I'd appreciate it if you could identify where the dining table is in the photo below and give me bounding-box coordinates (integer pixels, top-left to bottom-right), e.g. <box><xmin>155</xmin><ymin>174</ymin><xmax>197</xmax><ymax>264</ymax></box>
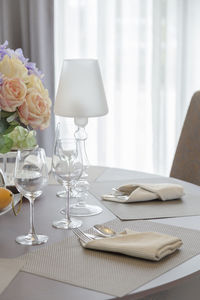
<box><xmin>1</xmin><ymin>165</ymin><xmax>200</xmax><ymax>300</ymax></box>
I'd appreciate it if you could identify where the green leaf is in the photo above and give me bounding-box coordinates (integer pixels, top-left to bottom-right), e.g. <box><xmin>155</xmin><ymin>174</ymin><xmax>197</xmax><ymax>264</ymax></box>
<box><xmin>0</xmin><ymin>111</ymin><xmax>14</xmax><ymax>118</ymax></box>
<box><xmin>0</xmin><ymin>119</ymin><xmax>9</xmax><ymax>135</ymax></box>
<box><xmin>10</xmin><ymin>120</ymin><xmax>19</xmax><ymax>126</ymax></box>
<box><xmin>3</xmin><ymin>123</ymin><xmax>19</xmax><ymax>135</ymax></box>
<box><xmin>6</xmin><ymin>112</ymin><xmax>18</xmax><ymax>123</ymax></box>
<box><xmin>0</xmin><ymin>136</ymin><xmax>13</xmax><ymax>154</ymax></box>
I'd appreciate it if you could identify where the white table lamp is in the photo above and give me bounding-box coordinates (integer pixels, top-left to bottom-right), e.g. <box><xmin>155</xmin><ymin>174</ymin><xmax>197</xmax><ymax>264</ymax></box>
<box><xmin>54</xmin><ymin>59</ymin><xmax>108</xmax><ymax>216</ymax></box>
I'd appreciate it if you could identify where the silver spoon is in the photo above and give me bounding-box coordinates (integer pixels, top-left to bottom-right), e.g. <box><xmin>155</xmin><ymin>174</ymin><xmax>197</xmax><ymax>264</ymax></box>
<box><xmin>93</xmin><ymin>224</ymin><xmax>116</xmax><ymax>237</ymax></box>
<box><xmin>112</xmin><ymin>188</ymin><xmax>126</xmax><ymax>195</ymax></box>
<box><xmin>102</xmin><ymin>194</ymin><xmax>129</xmax><ymax>201</ymax></box>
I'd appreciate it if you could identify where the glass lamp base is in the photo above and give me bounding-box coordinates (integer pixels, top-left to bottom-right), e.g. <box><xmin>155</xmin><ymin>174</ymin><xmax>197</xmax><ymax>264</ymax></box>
<box><xmin>60</xmin><ymin>203</ymin><xmax>103</xmax><ymax>217</ymax></box>
<box><xmin>52</xmin><ymin>218</ymin><xmax>82</xmax><ymax>229</ymax></box>
<box><xmin>16</xmin><ymin>233</ymin><xmax>48</xmax><ymax>245</ymax></box>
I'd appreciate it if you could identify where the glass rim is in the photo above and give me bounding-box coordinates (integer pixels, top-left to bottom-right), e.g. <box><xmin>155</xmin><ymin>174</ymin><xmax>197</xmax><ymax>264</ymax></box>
<box><xmin>16</xmin><ymin>146</ymin><xmax>46</xmax><ymax>155</ymax></box>
<box><xmin>57</xmin><ymin>138</ymin><xmax>77</xmax><ymax>141</ymax></box>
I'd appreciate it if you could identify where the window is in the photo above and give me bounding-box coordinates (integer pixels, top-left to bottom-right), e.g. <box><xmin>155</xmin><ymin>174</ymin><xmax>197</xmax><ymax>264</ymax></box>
<box><xmin>54</xmin><ymin>0</ymin><xmax>200</xmax><ymax>175</ymax></box>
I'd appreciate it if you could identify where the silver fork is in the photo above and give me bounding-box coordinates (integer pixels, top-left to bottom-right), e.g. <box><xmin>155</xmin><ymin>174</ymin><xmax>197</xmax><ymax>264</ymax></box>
<box><xmin>72</xmin><ymin>228</ymin><xmax>93</xmax><ymax>243</ymax></box>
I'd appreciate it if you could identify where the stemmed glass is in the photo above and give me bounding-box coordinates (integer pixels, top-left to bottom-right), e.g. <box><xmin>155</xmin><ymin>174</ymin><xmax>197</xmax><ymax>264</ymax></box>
<box><xmin>54</xmin><ymin>123</ymin><xmax>77</xmax><ymax>199</ymax></box>
<box><xmin>52</xmin><ymin>138</ymin><xmax>82</xmax><ymax>229</ymax></box>
<box><xmin>14</xmin><ymin>147</ymin><xmax>49</xmax><ymax>245</ymax></box>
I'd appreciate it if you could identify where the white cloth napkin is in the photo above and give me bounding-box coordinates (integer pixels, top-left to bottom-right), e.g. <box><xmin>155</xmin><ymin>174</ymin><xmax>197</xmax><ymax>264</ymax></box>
<box><xmin>102</xmin><ymin>183</ymin><xmax>184</xmax><ymax>203</ymax></box>
<box><xmin>82</xmin><ymin>229</ymin><xmax>183</xmax><ymax>261</ymax></box>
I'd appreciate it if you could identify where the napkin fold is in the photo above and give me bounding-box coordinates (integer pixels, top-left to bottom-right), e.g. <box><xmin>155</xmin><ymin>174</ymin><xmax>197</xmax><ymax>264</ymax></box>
<box><xmin>82</xmin><ymin>229</ymin><xmax>183</xmax><ymax>261</ymax></box>
<box><xmin>102</xmin><ymin>183</ymin><xmax>184</xmax><ymax>203</ymax></box>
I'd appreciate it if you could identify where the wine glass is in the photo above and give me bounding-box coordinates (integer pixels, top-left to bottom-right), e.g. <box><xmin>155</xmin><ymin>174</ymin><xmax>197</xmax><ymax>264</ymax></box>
<box><xmin>52</xmin><ymin>138</ymin><xmax>82</xmax><ymax>229</ymax></box>
<box><xmin>14</xmin><ymin>147</ymin><xmax>49</xmax><ymax>245</ymax></box>
<box><xmin>54</xmin><ymin>123</ymin><xmax>78</xmax><ymax>198</ymax></box>
<box><xmin>54</xmin><ymin>122</ymin><xmax>65</xmax><ymax>198</ymax></box>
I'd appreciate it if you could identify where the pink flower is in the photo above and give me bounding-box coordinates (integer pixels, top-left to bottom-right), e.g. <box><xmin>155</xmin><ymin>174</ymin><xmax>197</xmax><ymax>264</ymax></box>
<box><xmin>18</xmin><ymin>88</ymin><xmax>51</xmax><ymax>130</ymax></box>
<box><xmin>0</xmin><ymin>78</ymin><xmax>27</xmax><ymax>112</ymax></box>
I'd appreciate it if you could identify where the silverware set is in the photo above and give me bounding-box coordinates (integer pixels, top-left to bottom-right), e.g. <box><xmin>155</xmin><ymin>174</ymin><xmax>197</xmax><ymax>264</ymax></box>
<box><xmin>72</xmin><ymin>189</ymin><xmax>118</xmax><ymax>243</ymax></box>
<box><xmin>72</xmin><ymin>228</ymin><xmax>94</xmax><ymax>243</ymax></box>
<box><xmin>102</xmin><ymin>187</ymin><xmax>129</xmax><ymax>201</ymax></box>
<box><xmin>72</xmin><ymin>225</ymin><xmax>116</xmax><ymax>244</ymax></box>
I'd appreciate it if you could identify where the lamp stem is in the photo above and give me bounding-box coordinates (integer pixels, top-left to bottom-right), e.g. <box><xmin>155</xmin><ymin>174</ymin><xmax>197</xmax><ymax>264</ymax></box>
<box><xmin>71</xmin><ymin>118</ymin><xmax>102</xmax><ymax>216</ymax></box>
<box><xmin>74</xmin><ymin>126</ymin><xmax>90</xmax><ymax>205</ymax></box>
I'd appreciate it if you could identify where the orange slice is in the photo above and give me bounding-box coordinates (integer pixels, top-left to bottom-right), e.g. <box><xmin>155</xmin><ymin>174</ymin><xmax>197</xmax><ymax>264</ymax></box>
<box><xmin>0</xmin><ymin>187</ymin><xmax>13</xmax><ymax>209</ymax></box>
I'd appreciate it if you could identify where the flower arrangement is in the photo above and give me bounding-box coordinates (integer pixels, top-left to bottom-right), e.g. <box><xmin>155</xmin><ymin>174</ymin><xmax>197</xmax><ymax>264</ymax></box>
<box><xmin>0</xmin><ymin>41</ymin><xmax>51</xmax><ymax>153</ymax></box>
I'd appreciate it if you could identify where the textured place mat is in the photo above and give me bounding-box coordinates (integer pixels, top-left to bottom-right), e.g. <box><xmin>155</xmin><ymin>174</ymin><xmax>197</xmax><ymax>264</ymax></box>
<box><xmin>89</xmin><ymin>179</ymin><xmax>200</xmax><ymax>220</ymax></box>
<box><xmin>95</xmin><ymin>167</ymin><xmax>161</xmax><ymax>182</ymax></box>
<box><xmin>18</xmin><ymin>219</ymin><xmax>200</xmax><ymax>297</ymax></box>
<box><xmin>0</xmin><ymin>258</ymin><xmax>25</xmax><ymax>295</ymax></box>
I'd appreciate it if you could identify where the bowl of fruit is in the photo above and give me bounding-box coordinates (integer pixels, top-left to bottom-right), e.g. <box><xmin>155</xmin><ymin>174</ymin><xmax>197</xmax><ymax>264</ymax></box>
<box><xmin>0</xmin><ymin>170</ymin><xmax>21</xmax><ymax>216</ymax></box>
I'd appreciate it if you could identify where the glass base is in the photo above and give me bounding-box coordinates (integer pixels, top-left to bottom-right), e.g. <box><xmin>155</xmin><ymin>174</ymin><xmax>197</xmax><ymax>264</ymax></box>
<box><xmin>16</xmin><ymin>233</ymin><xmax>48</xmax><ymax>245</ymax></box>
<box><xmin>52</xmin><ymin>217</ymin><xmax>82</xmax><ymax>229</ymax></box>
<box><xmin>60</xmin><ymin>203</ymin><xmax>103</xmax><ymax>217</ymax></box>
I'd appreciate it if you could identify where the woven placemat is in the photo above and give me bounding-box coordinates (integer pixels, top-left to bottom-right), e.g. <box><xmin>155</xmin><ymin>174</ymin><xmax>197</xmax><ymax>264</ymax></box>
<box><xmin>18</xmin><ymin>219</ymin><xmax>200</xmax><ymax>297</ymax></box>
<box><xmin>0</xmin><ymin>258</ymin><xmax>25</xmax><ymax>295</ymax></box>
<box><xmin>89</xmin><ymin>179</ymin><xmax>200</xmax><ymax>220</ymax></box>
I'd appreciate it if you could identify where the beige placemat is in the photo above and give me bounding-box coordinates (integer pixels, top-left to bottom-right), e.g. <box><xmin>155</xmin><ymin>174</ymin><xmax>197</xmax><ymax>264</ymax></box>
<box><xmin>89</xmin><ymin>180</ymin><xmax>200</xmax><ymax>220</ymax></box>
<box><xmin>0</xmin><ymin>258</ymin><xmax>25</xmax><ymax>295</ymax></box>
<box><xmin>18</xmin><ymin>219</ymin><xmax>200</xmax><ymax>297</ymax></box>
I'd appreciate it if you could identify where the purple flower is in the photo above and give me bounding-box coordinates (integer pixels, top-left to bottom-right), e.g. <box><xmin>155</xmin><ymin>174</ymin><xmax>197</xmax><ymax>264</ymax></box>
<box><xmin>0</xmin><ymin>40</ymin><xmax>9</xmax><ymax>61</ymax></box>
<box><xmin>0</xmin><ymin>41</ymin><xmax>16</xmax><ymax>61</ymax></box>
<box><xmin>0</xmin><ymin>41</ymin><xmax>44</xmax><ymax>81</ymax></box>
<box><xmin>12</xmin><ymin>47</ymin><xmax>44</xmax><ymax>80</ymax></box>
<box><xmin>26</xmin><ymin>61</ymin><xmax>44</xmax><ymax>80</ymax></box>
<box><xmin>0</xmin><ymin>40</ymin><xmax>8</xmax><ymax>51</ymax></box>
<box><xmin>14</xmin><ymin>48</ymin><xmax>29</xmax><ymax>65</ymax></box>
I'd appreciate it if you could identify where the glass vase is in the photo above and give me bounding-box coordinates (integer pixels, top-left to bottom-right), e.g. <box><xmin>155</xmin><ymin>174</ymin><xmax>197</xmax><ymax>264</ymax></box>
<box><xmin>0</xmin><ymin>151</ymin><xmax>18</xmax><ymax>187</ymax></box>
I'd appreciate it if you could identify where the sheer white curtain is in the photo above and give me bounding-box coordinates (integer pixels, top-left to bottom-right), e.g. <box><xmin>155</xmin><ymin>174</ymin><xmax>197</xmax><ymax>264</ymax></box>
<box><xmin>54</xmin><ymin>0</ymin><xmax>200</xmax><ymax>176</ymax></box>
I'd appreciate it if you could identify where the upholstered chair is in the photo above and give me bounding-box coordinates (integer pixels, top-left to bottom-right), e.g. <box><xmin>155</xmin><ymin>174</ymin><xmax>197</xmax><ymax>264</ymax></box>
<box><xmin>170</xmin><ymin>91</ymin><xmax>200</xmax><ymax>185</ymax></box>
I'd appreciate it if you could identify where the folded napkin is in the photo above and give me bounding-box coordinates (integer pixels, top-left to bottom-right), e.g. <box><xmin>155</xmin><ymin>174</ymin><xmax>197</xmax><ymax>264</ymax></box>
<box><xmin>102</xmin><ymin>183</ymin><xmax>184</xmax><ymax>203</ymax></box>
<box><xmin>81</xmin><ymin>229</ymin><xmax>182</xmax><ymax>261</ymax></box>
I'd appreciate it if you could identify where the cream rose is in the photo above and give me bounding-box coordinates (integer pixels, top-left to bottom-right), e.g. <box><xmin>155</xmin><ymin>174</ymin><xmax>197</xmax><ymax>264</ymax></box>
<box><xmin>26</xmin><ymin>74</ymin><xmax>49</xmax><ymax>98</ymax></box>
<box><xmin>0</xmin><ymin>55</ymin><xmax>28</xmax><ymax>79</ymax></box>
<box><xmin>0</xmin><ymin>78</ymin><xmax>27</xmax><ymax>112</ymax></box>
<box><xmin>18</xmin><ymin>88</ymin><xmax>51</xmax><ymax>130</ymax></box>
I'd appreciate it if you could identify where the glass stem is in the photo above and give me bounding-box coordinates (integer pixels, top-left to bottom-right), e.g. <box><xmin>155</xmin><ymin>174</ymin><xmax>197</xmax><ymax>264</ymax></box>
<box><xmin>29</xmin><ymin>197</ymin><xmax>36</xmax><ymax>236</ymax></box>
<box><xmin>3</xmin><ymin>155</ymin><xmax>7</xmax><ymax>186</ymax></box>
<box><xmin>65</xmin><ymin>182</ymin><xmax>71</xmax><ymax>222</ymax></box>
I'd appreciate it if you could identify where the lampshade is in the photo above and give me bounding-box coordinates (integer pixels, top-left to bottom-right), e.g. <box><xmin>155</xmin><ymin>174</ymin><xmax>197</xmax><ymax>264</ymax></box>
<box><xmin>54</xmin><ymin>59</ymin><xmax>108</xmax><ymax>118</ymax></box>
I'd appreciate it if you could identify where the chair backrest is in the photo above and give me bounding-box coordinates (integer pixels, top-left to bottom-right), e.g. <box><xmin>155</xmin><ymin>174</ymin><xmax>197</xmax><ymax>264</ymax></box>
<box><xmin>170</xmin><ymin>91</ymin><xmax>200</xmax><ymax>185</ymax></box>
